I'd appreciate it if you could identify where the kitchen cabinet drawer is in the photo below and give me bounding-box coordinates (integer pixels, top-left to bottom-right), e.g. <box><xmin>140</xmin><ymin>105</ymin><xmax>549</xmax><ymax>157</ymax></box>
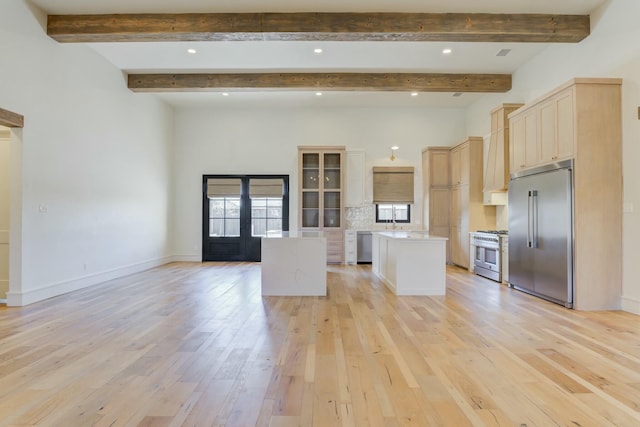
<box><xmin>344</xmin><ymin>230</ymin><xmax>357</xmax><ymax>264</ymax></box>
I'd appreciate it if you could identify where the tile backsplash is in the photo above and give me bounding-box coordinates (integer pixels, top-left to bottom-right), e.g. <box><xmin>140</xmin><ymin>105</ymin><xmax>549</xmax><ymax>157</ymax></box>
<box><xmin>345</xmin><ymin>205</ymin><xmax>375</xmax><ymax>229</ymax></box>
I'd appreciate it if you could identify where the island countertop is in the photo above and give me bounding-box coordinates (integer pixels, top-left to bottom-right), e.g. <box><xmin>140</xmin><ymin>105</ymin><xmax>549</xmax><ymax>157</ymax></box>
<box><xmin>374</xmin><ymin>231</ymin><xmax>448</xmax><ymax>240</ymax></box>
<box><xmin>260</xmin><ymin>232</ymin><xmax>326</xmax><ymax>296</ymax></box>
<box><xmin>372</xmin><ymin>231</ymin><xmax>446</xmax><ymax>295</ymax></box>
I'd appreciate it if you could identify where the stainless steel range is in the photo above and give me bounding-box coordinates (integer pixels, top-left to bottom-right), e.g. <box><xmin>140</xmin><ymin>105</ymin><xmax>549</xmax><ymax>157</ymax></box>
<box><xmin>472</xmin><ymin>230</ymin><xmax>507</xmax><ymax>282</ymax></box>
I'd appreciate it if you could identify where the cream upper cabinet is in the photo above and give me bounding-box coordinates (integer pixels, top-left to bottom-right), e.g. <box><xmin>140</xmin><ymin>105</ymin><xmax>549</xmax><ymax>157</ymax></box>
<box><xmin>448</xmin><ymin>137</ymin><xmax>495</xmax><ymax>269</ymax></box>
<box><xmin>555</xmin><ymin>89</ymin><xmax>576</xmax><ymax>161</ymax></box>
<box><xmin>510</xmin><ymin>86</ymin><xmax>576</xmax><ymax>173</ymax></box>
<box><xmin>510</xmin><ymin>108</ymin><xmax>539</xmax><ymax>173</ymax></box>
<box><xmin>450</xmin><ymin>143</ymin><xmax>469</xmax><ymax>186</ymax></box>
<box><xmin>484</xmin><ymin>103</ymin><xmax>523</xmax><ymax>192</ymax></box>
<box><xmin>345</xmin><ymin>150</ymin><xmax>365</xmax><ymax>207</ymax></box>
<box><xmin>539</xmin><ymin>88</ymin><xmax>576</xmax><ymax>164</ymax></box>
<box><xmin>430</xmin><ymin>149</ymin><xmax>450</xmax><ymax>187</ymax></box>
<box><xmin>422</xmin><ymin>147</ymin><xmax>451</xmax><ymax>262</ymax></box>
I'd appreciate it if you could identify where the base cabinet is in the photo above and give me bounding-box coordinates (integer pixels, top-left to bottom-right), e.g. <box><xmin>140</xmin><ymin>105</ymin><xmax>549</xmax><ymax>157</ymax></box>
<box><xmin>501</xmin><ymin>236</ymin><xmax>509</xmax><ymax>284</ymax></box>
<box><xmin>325</xmin><ymin>230</ymin><xmax>344</xmax><ymax>264</ymax></box>
<box><xmin>344</xmin><ymin>230</ymin><xmax>357</xmax><ymax>265</ymax></box>
<box><xmin>372</xmin><ymin>232</ymin><xmax>446</xmax><ymax>295</ymax></box>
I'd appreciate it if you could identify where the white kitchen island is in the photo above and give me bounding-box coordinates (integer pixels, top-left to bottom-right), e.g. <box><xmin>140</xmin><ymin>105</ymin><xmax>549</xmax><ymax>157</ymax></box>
<box><xmin>261</xmin><ymin>231</ymin><xmax>327</xmax><ymax>296</ymax></box>
<box><xmin>372</xmin><ymin>231</ymin><xmax>447</xmax><ymax>296</ymax></box>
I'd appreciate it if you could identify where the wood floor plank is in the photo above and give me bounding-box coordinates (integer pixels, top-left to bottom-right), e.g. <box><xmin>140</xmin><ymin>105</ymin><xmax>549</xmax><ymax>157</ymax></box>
<box><xmin>0</xmin><ymin>262</ymin><xmax>639</xmax><ymax>426</ymax></box>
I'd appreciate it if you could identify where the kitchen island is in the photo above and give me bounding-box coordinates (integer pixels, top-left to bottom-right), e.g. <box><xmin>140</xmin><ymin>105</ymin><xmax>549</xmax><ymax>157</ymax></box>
<box><xmin>372</xmin><ymin>231</ymin><xmax>447</xmax><ymax>296</ymax></box>
<box><xmin>261</xmin><ymin>231</ymin><xmax>327</xmax><ymax>296</ymax></box>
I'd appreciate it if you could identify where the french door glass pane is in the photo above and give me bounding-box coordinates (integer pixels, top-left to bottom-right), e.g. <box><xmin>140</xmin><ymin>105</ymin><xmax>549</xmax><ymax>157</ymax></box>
<box><xmin>251</xmin><ymin>197</ymin><xmax>284</xmax><ymax>237</ymax></box>
<box><xmin>226</xmin><ymin>198</ymin><xmax>241</xmax><ymax>218</ymax></box>
<box><xmin>210</xmin><ymin>219</ymin><xmax>224</xmax><ymax>237</ymax></box>
<box><xmin>209</xmin><ymin>197</ymin><xmax>241</xmax><ymax>237</ymax></box>
<box><xmin>210</xmin><ymin>199</ymin><xmax>225</xmax><ymax>216</ymax></box>
<box><xmin>252</xmin><ymin>198</ymin><xmax>267</xmax><ymax>217</ymax></box>
<box><xmin>226</xmin><ymin>219</ymin><xmax>240</xmax><ymax>237</ymax></box>
<box><xmin>252</xmin><ymin>218</ymin><xmax>267</xmax><ymax>237</ymax></box>
<box><xmin>267</xmin><ymin>219</ymin><xmax>282</xmax><ymax>234</ymax></box>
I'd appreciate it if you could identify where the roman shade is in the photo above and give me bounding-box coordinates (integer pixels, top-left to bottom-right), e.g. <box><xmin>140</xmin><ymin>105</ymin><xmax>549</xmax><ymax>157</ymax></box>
<box><xmin>372</xmin><ymin>166</ymin><xmax>414</xmax><ymax>203</ymax></box>
<box><xmin>249</xmin><ymin>178</ymin><xmax>283</xmax><ymax>198</ymax></box>
<box><xmin>207</xmin><ymin>178</ymin><xmax>242</xmax><ymax>198</ymax></box>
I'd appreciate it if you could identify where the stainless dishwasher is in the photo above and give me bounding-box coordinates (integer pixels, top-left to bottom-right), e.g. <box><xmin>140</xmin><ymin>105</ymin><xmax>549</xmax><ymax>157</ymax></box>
<box><xmin>357</xmin><ymin>231</ymin><xmax>372</xmax><ymax>263</ymax></box>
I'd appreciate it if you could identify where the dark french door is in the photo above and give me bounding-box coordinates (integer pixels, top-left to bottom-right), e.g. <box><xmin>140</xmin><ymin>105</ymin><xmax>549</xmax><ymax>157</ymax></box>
<box><xmin>202</xmin><ymin>175</ymin><xmax>289</xmax><ymax>262</ymax></box>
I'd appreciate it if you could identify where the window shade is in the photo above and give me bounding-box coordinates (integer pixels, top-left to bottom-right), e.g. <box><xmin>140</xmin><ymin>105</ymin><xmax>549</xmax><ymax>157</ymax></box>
<box><xmin>372</xmin><ymin>167</ymin><xmax>414</xmax><ymax>203</ymax></box>
<box><xmin>249</xmin><ymin>178</ymin><xmax>283</xmax><ymax>198</ymax></box>
<box><xmin>207</xmin><ymin>178</ymin><xmax>242</xmax><ymax>198</ymax></box>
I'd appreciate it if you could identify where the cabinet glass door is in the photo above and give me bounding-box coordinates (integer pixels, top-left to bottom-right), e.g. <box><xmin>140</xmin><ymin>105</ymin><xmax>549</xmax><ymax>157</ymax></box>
<box><xmin>324</xmin><ymin>191</ymin><xmax>340</xmax><ymax>227</ymax></box>
<box><xmin>301</xmin><ymin>153</ymin><xmax>320</xmax><ymax>227</ymax></box>
<box><xmin>302</xmin><ymin>192</ymin><xmax>319</xmax><ymax>227</ymax></box>
<box><xmin>323</xmin><ymin>153</ymin><xmax>341</xmax><ymax>190</ymax></box>
<box><xmin>323</xmin><ymin>153</ymin><xmax>341</xmax><ymax>227</ymax></box>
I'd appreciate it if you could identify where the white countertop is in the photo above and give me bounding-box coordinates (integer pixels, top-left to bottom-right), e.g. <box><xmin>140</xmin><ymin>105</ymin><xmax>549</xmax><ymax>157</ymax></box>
<box><xmin>374</xmin><ymin>231</ymin><xmax>448</xmax><ymax>240</ymax></box>
<box><xmin>261</xmin><ymin>230</ymin><xmax>326</xmax><ymax>239</ymax></box>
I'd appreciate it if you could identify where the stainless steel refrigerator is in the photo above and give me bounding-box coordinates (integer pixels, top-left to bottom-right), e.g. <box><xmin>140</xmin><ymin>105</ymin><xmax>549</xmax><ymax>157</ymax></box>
<box><xmin>508</xmin><ymin>160</ymin><xmax>574</xmax><ymax>308</ymax></box>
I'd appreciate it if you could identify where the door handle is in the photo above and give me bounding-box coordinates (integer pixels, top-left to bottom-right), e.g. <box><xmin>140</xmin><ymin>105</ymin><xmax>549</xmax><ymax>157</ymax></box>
<box><xmin>531</xmin><ymin>190</ymin><xmax>539</xmax><ymax>248</ymax></box>
<box><xmin>527</xmin><ymin>191</ymin><xmax>533</xmax><ymax>247</ymax></box>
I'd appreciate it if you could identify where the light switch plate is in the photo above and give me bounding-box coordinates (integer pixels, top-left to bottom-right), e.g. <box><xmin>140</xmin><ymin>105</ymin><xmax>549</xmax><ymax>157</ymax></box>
<box><xmin>623</xmin><ymin>202</ymin><xmax>633</xmax><ymax>213</ymax></box>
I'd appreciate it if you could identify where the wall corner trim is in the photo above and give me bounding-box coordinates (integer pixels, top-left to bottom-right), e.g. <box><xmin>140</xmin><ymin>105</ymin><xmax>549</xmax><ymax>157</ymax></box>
<box><xmin>621</xmin><ymin>295</ymin><xmax>640</xmax><ymax>316</ymax></box>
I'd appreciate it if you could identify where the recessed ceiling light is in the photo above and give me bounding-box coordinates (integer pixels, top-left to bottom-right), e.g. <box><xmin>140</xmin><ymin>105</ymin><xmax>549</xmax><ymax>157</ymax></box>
<box><xmin>222</xmin><ymin>92</ymin><xmax>229</xmax><ymax>96</ymax></box>
<box><xmin>442</xmin><ymin>48</ymin><xmax>452</xmax><ymax>55</ymax></box>
<box><xmin>411</xmin><ymin>92</ymin><xmax>419</xmax><ymax>97</ymax></box>
<box><xmin>452</xmin><ymin>92</ymin><xmax>463</xmax><ymax>97</ymax></box>
<box><xmin>314</xmin><ymin>48</ymin><xmax>323</xmax><ymax>54</ymax></box>
<box><xmin>496</xmin><ymin>48</ymin><xmax>512</xmax><ymax>57</ymax></box>
<box><xmin>315</xmin><ymin>92</ymin><xmax>323</xmax><ymax>96</ymax></box>
<box><xmin>187</xmin><ymin>48</ymin><xmax>197</xmax><ymax>54</ymax></box>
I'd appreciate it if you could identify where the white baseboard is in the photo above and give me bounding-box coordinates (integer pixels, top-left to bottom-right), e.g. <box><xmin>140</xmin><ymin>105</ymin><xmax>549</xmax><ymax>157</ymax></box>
<box><xmin>0</xmin><ymin>279</ymin><xmax>8</xmax><ymax>298</ymax></box>
<box><xmin>621</xmin><ymin>296</ymin><xmax>640</xmax><ymax>315</ymax></box>
<box><xmin>6</xmin><ymin>255</ymin><xmax>174</xmax><ymax>306</ymax></box>
<box><xmin>171</xmin><ymin>254</ymin><xmax>201</xmax><ymax>262</ymax></box>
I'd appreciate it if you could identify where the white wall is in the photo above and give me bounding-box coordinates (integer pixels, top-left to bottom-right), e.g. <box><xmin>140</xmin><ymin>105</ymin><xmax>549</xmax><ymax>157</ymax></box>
<box><xmin>172</xmin><ymin>107</ymin><xmax>467</xmax><ymax>259</ymax></box>
<box><xmin>0</xmin><ymin>0</ymin><xmax>174</xmax><ymax>305</ymax></box>
<box><xmin>464</xmin><ymin>0</ymin><xmax>640</xmax><ymax>314</ymax></box>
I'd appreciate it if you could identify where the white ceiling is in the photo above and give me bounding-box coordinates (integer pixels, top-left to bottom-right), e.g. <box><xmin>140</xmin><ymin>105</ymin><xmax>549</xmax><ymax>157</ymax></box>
<box><xmin>31</xmin><ymin>0</ymin><xmax>608</xmax><ymax>109</ymax></box>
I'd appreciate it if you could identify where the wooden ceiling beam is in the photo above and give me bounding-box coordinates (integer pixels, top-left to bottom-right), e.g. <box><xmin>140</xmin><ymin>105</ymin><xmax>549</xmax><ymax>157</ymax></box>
<box><xmin>0</xmin><ymin>107</ymin><xmax>24</xmax><ymax>128</ymax></box>
<box><xmin>127</xmin><ymin>72</ymin><xmax>512</xmax><ymax>93</ymax></box>
<box><xmin>48</xmin><ymin>13</ymin><xmax>590</xmax><ymax>43</ymax></box>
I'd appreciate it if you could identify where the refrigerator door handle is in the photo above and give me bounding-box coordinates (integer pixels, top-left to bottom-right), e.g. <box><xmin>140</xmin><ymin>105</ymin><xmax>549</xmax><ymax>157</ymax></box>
<box><xmin>527</xmin><ymin>191</ymin><xmax>533</xmax><ymax>247</ymax></box>
<box><xmin>531</xmin><ymin>190</ymin><xmax>539</xmax><ymax>248</ymax></box>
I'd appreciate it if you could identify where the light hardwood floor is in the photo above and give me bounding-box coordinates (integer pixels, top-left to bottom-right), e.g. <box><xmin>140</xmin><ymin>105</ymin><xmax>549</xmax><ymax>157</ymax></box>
<box><xmin>1</xmin><ymin>262</ymin><xmax>639</xmax><ymax>426</ymax></box>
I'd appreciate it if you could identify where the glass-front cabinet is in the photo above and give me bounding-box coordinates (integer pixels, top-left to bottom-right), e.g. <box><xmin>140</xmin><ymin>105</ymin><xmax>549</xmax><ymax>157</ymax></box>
<box><xmin>299</xmin><ymin>146</ymin><xmax>345</xmax><ymax>263</ymax></box>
